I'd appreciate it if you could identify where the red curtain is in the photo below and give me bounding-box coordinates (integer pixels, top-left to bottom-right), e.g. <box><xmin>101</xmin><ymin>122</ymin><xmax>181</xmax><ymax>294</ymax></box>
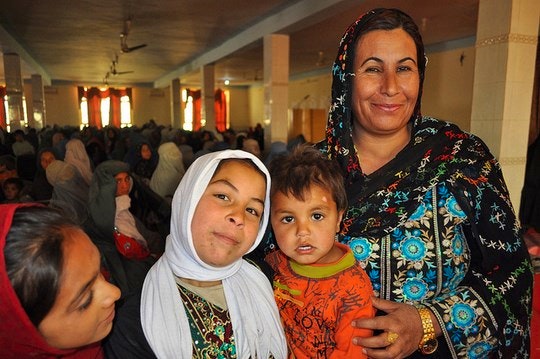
<box><xmin>0</xmin><ymin>86</ymin><xmax>6</xmax><ymax>129</ymax></box>
<box><xmin>78</xmin><ymin>87</ymin><xmax>132</xmax><ymax>129</ymax></box>
<box><xmin>214</xmin><ymin>89</ymin><xmax>227</xmax><ymax>133</ymax></box>
<box><xmin>187</xmin><ymin>89</ymin><xmax>202</xmax><ymax>131</ymax></box>
<box><xmin>109</xmin><ymin>88</ymin><xmax>131</xmax><ymax>128</ymax></box>
<box><xmin>187</xmin><ymin>89</ymin><xmax>226</xmax><ymax>132</ymax></box>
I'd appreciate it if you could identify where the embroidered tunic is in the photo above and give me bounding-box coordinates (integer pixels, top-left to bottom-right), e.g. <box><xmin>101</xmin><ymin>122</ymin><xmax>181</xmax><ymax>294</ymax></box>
<box><xmin>318</xmin><ymin>116</ymin><xmax>533</xmax><ymax>358</ymax></box>
<box><xmin>178</xmin><ymin>284</ymin><xmax>237</xmax><ymax>359</ymax></box>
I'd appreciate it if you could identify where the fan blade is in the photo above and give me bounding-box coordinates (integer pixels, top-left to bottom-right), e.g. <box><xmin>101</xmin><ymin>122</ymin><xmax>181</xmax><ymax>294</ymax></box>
<box><xmin>121</xmin><ymin>43</ymin><xmax>147</xmax><ymax>53</ymax></box>
<box><xmin>114</xmin><ymin>70</ymin><xmax>134</xmax><ymax>75</ymax></box>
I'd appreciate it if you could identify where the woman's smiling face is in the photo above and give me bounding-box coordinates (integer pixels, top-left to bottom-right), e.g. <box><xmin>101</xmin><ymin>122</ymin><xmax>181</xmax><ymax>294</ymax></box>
<box><xmin>351</xmin><ymin>28</ymin><xmax>420</xmax><ymax>137</ymax></box>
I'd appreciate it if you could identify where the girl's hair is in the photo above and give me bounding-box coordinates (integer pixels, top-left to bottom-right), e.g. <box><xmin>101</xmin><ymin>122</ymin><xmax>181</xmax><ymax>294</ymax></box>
<box><xmin>269</xmin><ymin>144</ymin><xmax>347</xmax><ymax>211</ymax></box>
<box><xmin>213</xmin><ymin>157</ymin><xmax>267</xmax><ymax>184</ymax></box>
<box><xmin>4</xmin><ymin>206</ymin><xmax>77</xmax><ymax>326</ymax></box>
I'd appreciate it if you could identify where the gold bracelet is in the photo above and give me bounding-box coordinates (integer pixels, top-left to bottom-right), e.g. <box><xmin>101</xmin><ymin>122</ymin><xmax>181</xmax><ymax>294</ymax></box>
<box><xmin>417</xmin><ymin>307</ymin><xmax>438</xmax><ymax>354</ymax></box>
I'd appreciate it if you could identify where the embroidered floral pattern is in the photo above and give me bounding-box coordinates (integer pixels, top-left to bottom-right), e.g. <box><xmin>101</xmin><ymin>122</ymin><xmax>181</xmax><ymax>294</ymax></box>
<box><xmin>321</xmin><ymin>117</ymin><xmax>532</xmax><ymax>357</ymax></box>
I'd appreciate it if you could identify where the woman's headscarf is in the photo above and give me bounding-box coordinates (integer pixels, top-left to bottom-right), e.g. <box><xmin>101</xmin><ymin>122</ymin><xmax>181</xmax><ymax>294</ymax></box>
<box><xmin>46</xmin><ymin>160</ymin><xmax>89</xmax><ymax>225</ymax></box>
<box><xmin>64</xmin><ymin>138</ymin><xmax>93</xmax><ymax>186</ymax></box>
<box><xmin>320</xmin><ymin>8</ymin><xmax>426</xmax><ymax>181</ymax></box>
<box><xmin>0</xmin><ymin>203</ymin><xmax>103</xmax><ymax>358</ymax></box>
<box><xmin>88</xmin><ymin>160</ymin><xmax>130</xmax><ymax>238</ymax></box>
<box><xmin>141</xmin><ymin>150</ymin><xmax>286</xmax><ymax>358</ymax></box>
<box><xmin>29</xmin><ymin>147</ymin><xmax>58</xmax><ymax>202</ymax></box>
<box><xmin>149</xmin><ymin>142</ymin><xmax>185</xmax><ymax>199</ymax></box>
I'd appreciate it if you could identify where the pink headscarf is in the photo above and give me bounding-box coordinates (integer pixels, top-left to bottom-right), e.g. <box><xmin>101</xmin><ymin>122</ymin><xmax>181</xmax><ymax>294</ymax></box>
<box><xmin>0</xmin><ymin>203</ymin><xmax>103</xmax><ymax>358</ymax></box>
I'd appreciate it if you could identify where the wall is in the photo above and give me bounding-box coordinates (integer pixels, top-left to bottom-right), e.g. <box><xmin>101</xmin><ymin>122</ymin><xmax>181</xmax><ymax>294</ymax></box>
<box><xmin>18</xmin><ymin>44</ymin><xmax>474</xmax><ymax>136</ymax></box>
<box><xmin>24</xmin><ymin>84</ymin><xmax>173</xmax><ymax>129</ymax></box>
<box><xmin>227</xmin><ymin>86</ymin><xmax>251</xmax><ymax>131</ymax></box>
<box><xmin>131</xmin><ymin>87</ymin><xmax>171</xmax><ymax>127</ymax></box>
<box><xmin>422</xmin><ymin>45</ymin><xmax>476</xmax><ymax>131</ymax></box>
<box><xmin>24</xmin><ymin>83</ymin><xmax>81</xmax><ymax>128</ymax></box>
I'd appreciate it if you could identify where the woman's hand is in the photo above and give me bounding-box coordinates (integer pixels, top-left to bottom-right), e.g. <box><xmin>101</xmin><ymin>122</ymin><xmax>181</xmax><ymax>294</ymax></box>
<box><xmin>351</xmin><ymin>297</ymin><xmax>423</xmax><ymax>359</ymax></box>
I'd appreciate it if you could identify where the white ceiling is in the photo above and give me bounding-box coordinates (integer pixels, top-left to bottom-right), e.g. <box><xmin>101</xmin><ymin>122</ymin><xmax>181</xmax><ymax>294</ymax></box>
<box><xmin>0</xmin><ymin>0</ymin><xmax>479</xmax><ymax>88</ymax></box>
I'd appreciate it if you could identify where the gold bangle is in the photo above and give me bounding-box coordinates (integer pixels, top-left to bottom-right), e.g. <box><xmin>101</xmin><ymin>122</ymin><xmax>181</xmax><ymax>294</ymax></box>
<box><xmin>417</xmin><ymin>307</ymin><xmax>438</xmax><ymax>354</ymax></box>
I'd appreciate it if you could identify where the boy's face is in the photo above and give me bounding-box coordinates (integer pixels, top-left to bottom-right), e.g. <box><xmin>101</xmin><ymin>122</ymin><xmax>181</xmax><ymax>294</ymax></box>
<box><xmin>3</xmin><ymin>183</ymin><xmax>20</xmax><ymax>200</ymax></box>
<box><xmin>191</xmin><ymin>161</ymin><xmax>266</xmax><ymax>267</ymax></box>
<box><xmin>271</xmin><ymin>185</ymin><xmax>344</xmax><ymax>265</ymax></box>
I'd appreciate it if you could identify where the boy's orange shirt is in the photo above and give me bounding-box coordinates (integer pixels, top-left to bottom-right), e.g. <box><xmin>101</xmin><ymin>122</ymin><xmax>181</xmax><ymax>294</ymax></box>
<box><xmin>266</xmin><ymin>242</ymin><xmax>375</xmax><ymax>359</ymax></box>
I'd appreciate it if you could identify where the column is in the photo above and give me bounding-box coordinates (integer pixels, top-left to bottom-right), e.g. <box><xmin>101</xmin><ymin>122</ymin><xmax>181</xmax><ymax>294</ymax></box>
<box><xmin>201</xmin><ymin>64</ymin><xmax>215</xmax><ymax>131</ymax></box>
<box><xmin>3</xmin><ymin>53</ymin><xmax>25</xmax><ymax>131</ymax></box>
<box><xmin>263</xmin><ymin>34</ymin><xmax>290</xmax><ymax>149</ymax></box>
<box><xmin>31</xmin><ymin>74</ymin><xmax>45</xmax><ymax>129</ymax></box>
<box><xmin>470</xmin><ymin>0</ymin><xmax>540</xmax><ymax>207</ymax></box>
<box><xmin>170</xmin><ymin>78</ymin><xmax>182</xmax><ymax>129</ymax></box>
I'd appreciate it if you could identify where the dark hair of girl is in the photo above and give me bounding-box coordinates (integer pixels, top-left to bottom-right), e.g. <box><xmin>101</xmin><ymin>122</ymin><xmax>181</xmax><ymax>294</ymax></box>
<box><xmin>4</xmin><ymin>206</ymin><xmax>77</xmax><ymax>326</ymax></box>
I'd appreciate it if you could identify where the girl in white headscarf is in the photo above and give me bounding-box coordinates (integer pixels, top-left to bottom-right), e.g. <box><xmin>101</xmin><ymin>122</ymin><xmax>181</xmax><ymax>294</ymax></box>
<box><xmin>140</xmin><ymin>150</ymin><xmax>286</xmax><ymax>358</ymax></box>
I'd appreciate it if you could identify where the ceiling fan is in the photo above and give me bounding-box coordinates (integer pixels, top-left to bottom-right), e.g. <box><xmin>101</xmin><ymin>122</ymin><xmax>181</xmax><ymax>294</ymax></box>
<box><xmin>120</xmin><ymin>18</ymin><xmax>147</xmax><ymax>53</ymax></box>
<box><xmin>109</xmin><ymin>59</ymin><xmax>134</xmax><ymax>76</ymax></box>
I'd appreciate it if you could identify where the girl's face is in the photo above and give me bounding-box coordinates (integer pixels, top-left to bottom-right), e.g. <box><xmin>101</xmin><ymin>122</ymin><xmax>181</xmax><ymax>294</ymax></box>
<box><xmin>351</xmin><ymin>28</ymin><xmax>420</xmax><ymax>137</ymax></box>
<box><xmin>114</xmin><ymin>172</ymin><xmax>131</xmax><ymax>197</ymax></box>
<box><xmin>191</xmin><ymin>161</ymin><xmax>266</xmax><ymax>267</ymax></box>
<box><xmin>40</xmin><ymin>151</ymin><xmax>56</xmax><ymax>170</ymax></box>
<box><xmin>38</xmin><ymin>227</ymin><xmax>121</xmax><ymax>349</ymax></box>
<box><xmin>140</xmin><ymin>144</ymin><xmax>152</xmax><ymax>161</ymax></box>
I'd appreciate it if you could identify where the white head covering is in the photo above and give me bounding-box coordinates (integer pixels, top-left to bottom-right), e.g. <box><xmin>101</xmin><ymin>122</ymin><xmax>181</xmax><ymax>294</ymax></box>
<box><xmin>141</xmin><ymin>149</ymin><xmax>286</xmax><ymax>359</ymax></box>
<box><xmin>149</xmin><ymin>142</ymin><xmax>185</xmax><ymax>199</ymax></box>
<box><xmin>64</xmin><ymin>138</ymin><xmax>93</xmax><ymax>186</ymax></box>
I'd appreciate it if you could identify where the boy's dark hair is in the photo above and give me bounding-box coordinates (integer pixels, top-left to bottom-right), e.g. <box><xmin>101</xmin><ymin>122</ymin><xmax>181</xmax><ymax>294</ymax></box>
<box><xmin>3</xmin><ymin>177</ymin><xmax>24</xmax><ymax>191</ymax></box>
<box><xmin>269</xmin><ymin>144</ymin><xmax>347</xmax><ymax>211</ymax></box>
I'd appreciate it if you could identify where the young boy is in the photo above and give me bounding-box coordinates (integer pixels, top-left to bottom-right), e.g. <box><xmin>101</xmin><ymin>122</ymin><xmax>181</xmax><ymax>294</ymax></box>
<box><xmin>2</xmin><ymin>177</ymin><xmax>25</xmax><ymax>203</ymax></box>
<box><xmin>266</xmin><ymin>144</ymin><xmax>375</xmax><ymax>359</ymax></box>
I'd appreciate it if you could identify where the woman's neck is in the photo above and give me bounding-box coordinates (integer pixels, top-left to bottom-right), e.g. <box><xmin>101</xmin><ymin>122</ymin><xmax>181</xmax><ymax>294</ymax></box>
<box><xmin>180</xmin><ymin>277</ymin><xmax>222</xmax><ymax>287</ymax></box>
<box><xmin>353</xmin><ymin>124</ymin><xmax>412</xmax><ymax>175</ymax></box>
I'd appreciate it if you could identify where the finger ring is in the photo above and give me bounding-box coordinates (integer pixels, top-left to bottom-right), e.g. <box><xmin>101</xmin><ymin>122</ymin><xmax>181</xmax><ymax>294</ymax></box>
<box><xmin>387</xmin><ymin>331</ymin><xmax>399</xmax><ymax>344</ymax></box>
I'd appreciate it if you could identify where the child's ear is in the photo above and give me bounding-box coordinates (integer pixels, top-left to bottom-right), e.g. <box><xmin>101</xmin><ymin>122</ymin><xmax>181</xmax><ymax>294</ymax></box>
<box><xmin>336</xmin><ymin>209</ymin><xmax>345</xmax><ymax>232</ymax></box>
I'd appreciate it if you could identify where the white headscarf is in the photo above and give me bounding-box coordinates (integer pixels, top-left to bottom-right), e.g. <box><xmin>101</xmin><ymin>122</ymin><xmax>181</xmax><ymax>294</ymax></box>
<box><xmin>149</xmin><ymin>142</ymin><xmax>185</xmax><ymax>199</ymax></box>
<box><xmin>141</xmin><ymin>150</ymin><xmax>286</xmax><ymax>359</ymax></box>
<box><xmin>64</xmin><ymin>138</ymin><xmax>93</xmax><ymax>186</ymax></box>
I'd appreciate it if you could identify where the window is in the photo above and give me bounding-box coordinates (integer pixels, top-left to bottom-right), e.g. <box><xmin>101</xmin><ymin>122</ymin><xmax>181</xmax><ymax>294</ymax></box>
<box><xmin>3</xmin><ymin>95</ymin><xmax>28</xmax><ymax>132</ymax></box>
<box><xmin>78</xmin><ymin>86</ymin><xmax>132</xmax><ymax>128</ymax></box>
<box><xmin>120</xmin><ymin>95</ymin><xmax>131</xmax><ymax>127</ymax></box>
<box><xmin>183</xmin><ymin>90</ymin><xmax>194</xmax><ymax>131</ymax></box>
<box><xmin>80</xmin><ymin>96</ymin><xmax>89</xmax><ymax>129</ymax></box>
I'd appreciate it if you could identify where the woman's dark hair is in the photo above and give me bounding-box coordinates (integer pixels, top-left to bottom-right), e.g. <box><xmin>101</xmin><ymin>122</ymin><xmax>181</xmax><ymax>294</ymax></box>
<box><xmin>4</xmin><ymin>206</ymin><xmax>77</xmax><ymax>326</ymax></box>
<box><xmin>269</xmin><ymin>144</ymin><xmax>348</xmax><ymax>212</ymax></box>
<box><xmin>353</xmin><ymin>8</ymin><xmax>426</xmax><ymax>117</ymax></box>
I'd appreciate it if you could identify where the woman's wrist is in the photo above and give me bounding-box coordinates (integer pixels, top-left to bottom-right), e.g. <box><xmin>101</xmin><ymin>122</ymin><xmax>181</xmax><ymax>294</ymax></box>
<box><xmin>416</xmin><ymin>306</ymin><xmax>439</xmax><ymax>355</ymax></box>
